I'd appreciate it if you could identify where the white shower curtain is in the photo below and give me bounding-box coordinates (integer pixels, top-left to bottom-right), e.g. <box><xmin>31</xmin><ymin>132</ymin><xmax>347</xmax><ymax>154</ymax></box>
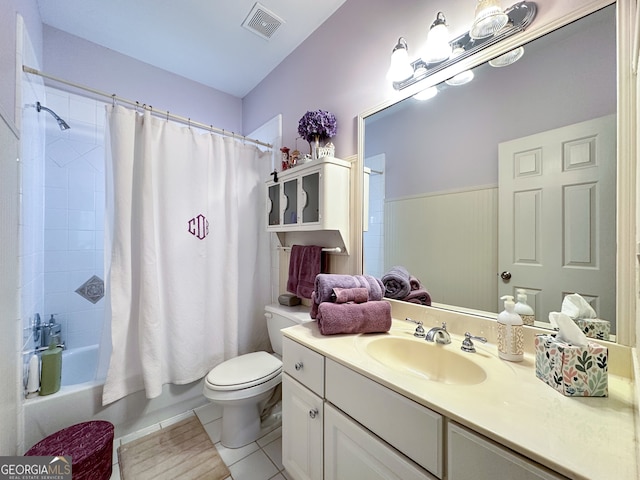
<box><xmin>102</xmin><ymin>105</ymin><xmax>270</xmax><ymax>405</ymax></box>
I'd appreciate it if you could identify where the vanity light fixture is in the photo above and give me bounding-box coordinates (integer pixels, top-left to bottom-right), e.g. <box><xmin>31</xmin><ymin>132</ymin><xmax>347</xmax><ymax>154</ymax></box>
<box><xmin>388</xmin><ymin>1</ymin><xmax>536</xmax><ymax>92</ymax></box>
<box><xmin>489</xmin><ymin>46</ymin><xmax>525</xmax><ymax>67</ymax></box>
<box><xmin>413</xmin><ymin>86</ymin><xmax>438</xmax><ymax>101</ymax></box>
<box><xmin>445</xmin><ymin>46</ymin><xmax>475</xmax><ymax>86</ymax></box>
<box><xmin>423</xmin><ymin>12</ymin><xmax>452</xmax><ymax>64</ymax></box>
<box><xmin>386</xmin><ymin>37</ymin><xmax>414</xmax><ymax>83</ymax></box>
<box><xmin>470</xmin><ymin>0</ymin><xmax>509</xmax><ymax>39</ymax></box>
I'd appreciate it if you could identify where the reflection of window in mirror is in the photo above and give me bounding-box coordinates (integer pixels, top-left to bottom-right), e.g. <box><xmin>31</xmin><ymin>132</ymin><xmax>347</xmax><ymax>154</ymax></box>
<box><xmin>363</xmin><ymin>6</ymin><xmax>616</xmax><ymax>336</ymax></box>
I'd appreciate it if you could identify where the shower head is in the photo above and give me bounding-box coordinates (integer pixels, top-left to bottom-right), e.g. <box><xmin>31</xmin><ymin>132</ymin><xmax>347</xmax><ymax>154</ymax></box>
<box><xmin>36</xmin><ymin>101</ymin><xmax>70</xmax><ymax>130</ymax></box>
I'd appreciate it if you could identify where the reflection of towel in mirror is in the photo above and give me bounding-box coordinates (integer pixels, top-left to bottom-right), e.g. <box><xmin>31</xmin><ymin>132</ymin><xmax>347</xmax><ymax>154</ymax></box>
<box><xmin>311</xmin><ymin>274</ymin><xmax>385</xmax><ymax>318</ymax></box>
<box><xmin>332</xmin><ymin>287</ymin><xmax>369</xmax><ymax>304</ymax></box>
<box><xmin>317</xmin><ymin>301</ymin><xmax>391</xmax><ymax>335</ymax></box>
<box><xmin>286</xmin><ymin>245</ymin><xmax>323</xmax><ymax>299</ymax></box>
<box><xmin>402</xmin><ymin>288</ymin><xmax>432</xmax><ymax>306</ymax></box>
<box><xmin>382</xmin><ymin>266</ymin><xmax>412</xmax><ymax>299</ymax></box>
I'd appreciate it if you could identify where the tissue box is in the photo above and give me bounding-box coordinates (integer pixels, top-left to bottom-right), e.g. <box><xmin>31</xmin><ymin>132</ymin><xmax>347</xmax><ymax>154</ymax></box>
<box><xmin>573</xmin><ymin>318</ymin><xmax>611</xmax><ymax>340</ymax></box>
<box><xmin>534</xmin><ymin>334</ymin><xmax>608</xmax><ymax>397</ymax></box>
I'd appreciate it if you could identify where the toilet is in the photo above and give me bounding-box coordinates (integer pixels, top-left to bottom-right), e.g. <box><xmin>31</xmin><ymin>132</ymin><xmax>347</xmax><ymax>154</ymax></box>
<box><xmin>203</xmin><ymin>303</ymin><xmax>311</xmax><ymax>448</ymax></box>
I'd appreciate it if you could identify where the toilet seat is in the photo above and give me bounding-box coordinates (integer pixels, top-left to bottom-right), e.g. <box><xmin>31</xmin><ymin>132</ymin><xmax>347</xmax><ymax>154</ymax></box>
<box><xmin>205</xmin><ymin>351</ymin><xmax>282</xmax><ymax>391</ymax></box>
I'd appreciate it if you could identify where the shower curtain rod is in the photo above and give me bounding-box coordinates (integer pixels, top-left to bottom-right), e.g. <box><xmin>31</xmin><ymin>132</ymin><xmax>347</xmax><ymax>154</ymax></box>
<box><xmin>23</xmin><ymin>65</ymin><xmax>273</xmax><ymax>149</ymax></box>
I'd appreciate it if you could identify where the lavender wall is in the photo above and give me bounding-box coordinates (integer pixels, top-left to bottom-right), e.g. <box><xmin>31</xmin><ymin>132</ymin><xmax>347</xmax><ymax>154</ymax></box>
<box><xmin>42</xmin><ymin>26</ymin><xmax>243</xmax><ymax>133</ymax></box>
<box><xmin>242</xmin><ymin>0</ymin><xmax>612</xmax><ymax>159</ymax></box>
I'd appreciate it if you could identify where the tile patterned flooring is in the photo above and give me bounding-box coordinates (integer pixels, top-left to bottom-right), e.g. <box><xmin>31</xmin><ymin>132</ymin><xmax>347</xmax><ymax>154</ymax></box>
<box><xmin>110</xmin><ymin>403</ymin><xmax>291</xmax><ymax>480</ymax></box>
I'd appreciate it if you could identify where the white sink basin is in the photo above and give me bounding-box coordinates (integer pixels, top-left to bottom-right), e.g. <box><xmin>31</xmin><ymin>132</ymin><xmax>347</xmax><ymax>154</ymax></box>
<box><xmin>364</xmin><ymin>336</ymin><xmax>487</xmax><ymax>385</ymax></box>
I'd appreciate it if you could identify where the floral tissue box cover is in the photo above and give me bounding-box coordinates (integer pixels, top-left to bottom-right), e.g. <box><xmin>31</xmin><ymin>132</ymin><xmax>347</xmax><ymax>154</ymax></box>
<box><xmin>534</xmin><ymin>334</ymin><xmax>608</xmax><ymax>397</ymax></box>
<box><xmin>573</xmin><ymin>317</ymin><xmax>611</xmax><ymax>341</ymax></box>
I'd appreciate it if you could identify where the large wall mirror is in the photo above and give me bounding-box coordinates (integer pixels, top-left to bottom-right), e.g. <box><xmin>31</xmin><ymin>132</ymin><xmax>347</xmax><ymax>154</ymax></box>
<box><xmin>362</xmin><ymin>5</ymin><xmax>620</xmax><ymax>338</ymax></box>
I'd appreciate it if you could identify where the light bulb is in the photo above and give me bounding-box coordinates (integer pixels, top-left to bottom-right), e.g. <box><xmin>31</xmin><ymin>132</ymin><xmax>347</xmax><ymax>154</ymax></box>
<box><xmin>470</xmin><ymin>0</ymin><xmax>509</xmax><ymax>39</ymax></box>
<box><xmin>387</xmin><ymin>38</ymin><xmax>414</xmax><ymax>83</ymax></box>
<box><xmin>423</xmin><ymin>12</ymin><xmax>451</xmax><ymax>64</ymax></box>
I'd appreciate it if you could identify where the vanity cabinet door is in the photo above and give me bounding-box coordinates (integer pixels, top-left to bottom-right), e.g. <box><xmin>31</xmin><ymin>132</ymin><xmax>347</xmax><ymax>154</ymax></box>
<box><xmin>447</xmin><ymin>423</ymin><xmax>567</xmax><ymax>480</ymax></box>
<box><xmin>282</xmin><ymin>374</ymin><xmax>323</xmax><ymax>480</ymax></box>
<box><xmin>325</xmin><ymin>404</ymin><xmax>437</xmax><ymax>480</ymax></box>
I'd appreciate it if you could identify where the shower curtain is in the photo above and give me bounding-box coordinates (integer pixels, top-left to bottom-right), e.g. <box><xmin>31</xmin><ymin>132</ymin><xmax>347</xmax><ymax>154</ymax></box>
<box><xmin>102</xmin><ymin>105</ymin><xmax>270</xmax><ymax>405</ymax></box>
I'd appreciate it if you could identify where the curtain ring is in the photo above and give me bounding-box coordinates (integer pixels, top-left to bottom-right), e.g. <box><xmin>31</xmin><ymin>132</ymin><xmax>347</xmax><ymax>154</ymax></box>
<box><xmin>166</xmin><ymin>111</ymin><xmax>170</xmax><ymax>122</ymax></box>
<box><xmin>111</xmin><ymin>94</ymin><xmax>116</xmax><ymax>107</ymax></box>
<box><xmin>188</xmin><ymin>118</ymin><xmax>191</xmax><ymax>128</ymax></box>
<box><xmin>135</xmin><ymin>101</ymin><xmax>140</xmax><ymax>113</ymax></box>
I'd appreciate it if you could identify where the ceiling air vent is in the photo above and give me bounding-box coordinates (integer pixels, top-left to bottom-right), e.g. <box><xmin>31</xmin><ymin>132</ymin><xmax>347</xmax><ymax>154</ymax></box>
<box><xmin>242</xmin><ymin>2</ymin><xmax>284</xmax><ymax>40</ymax></box>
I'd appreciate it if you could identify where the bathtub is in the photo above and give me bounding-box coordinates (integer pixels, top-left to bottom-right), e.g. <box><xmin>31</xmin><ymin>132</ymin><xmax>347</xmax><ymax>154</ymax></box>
<box><xmin>23</xmin><ymin>345</ymin><xmax>208</xmax><ymax>450</ymax></box>
<box><xmin>61</xmin><ymin>344</ymin><xmax>100</xmax><ymax>386</ymax></box>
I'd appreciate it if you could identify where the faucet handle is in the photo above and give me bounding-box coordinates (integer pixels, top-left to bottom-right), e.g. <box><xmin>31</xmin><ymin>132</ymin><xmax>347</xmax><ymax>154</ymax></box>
<box><xmin>461</xmin><ymin>332</ymin><xmax>487</xmax><ymax>353</ymax></box>
<box><xmin>405</xmin><ymin>318</ymin><xmax>425</xmax><ymax>338</ymax></box>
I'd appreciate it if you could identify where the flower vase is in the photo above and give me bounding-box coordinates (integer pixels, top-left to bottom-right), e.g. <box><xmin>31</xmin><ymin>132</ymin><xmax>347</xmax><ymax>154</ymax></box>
<box><xmin>311</xmin><ymin>135</ymin><xmax>320</xmax><ymax>161</ymax></box>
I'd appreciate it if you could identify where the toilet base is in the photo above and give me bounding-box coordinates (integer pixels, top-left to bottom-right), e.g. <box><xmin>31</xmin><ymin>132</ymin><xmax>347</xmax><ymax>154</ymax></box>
<box><xmin>219</xmin><ymin>390</ymin><xmax>281</xmax><ymax>449</ymax></box>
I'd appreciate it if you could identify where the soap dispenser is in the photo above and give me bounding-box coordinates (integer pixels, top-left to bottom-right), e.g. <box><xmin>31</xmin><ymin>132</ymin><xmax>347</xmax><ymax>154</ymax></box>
<box><xmin>497</xmin><ymin>295</ymin><xmax>524</xmax><ymax>362</ymax></box>
<box><xmin>514</xmin><ymin>289</ymin><xmax>535</xmax><ymax>326</ymax></box>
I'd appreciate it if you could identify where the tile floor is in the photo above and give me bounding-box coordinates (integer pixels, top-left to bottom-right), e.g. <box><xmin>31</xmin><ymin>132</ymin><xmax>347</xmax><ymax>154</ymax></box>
<box><xmin>109</xmin><ymin>403</ymin><xmax>291</xmax><ymax>480</ymax></box>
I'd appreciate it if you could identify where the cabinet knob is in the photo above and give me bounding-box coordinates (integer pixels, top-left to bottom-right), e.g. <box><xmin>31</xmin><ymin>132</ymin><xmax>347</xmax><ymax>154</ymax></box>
<box><xmin>309</xmin><ymin>408</ymin><xmax>319</xmax><ymax>419</ymax></box>
<box><xmin>294</xmin><ymin>362</ymin><xmax>304</xmax><ymax>371</ymax></box>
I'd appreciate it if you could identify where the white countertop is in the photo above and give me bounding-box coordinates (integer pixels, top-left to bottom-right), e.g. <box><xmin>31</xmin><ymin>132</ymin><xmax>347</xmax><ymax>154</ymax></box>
<box><xmin>282</xmin><ymin>316</ymin><xmax>638</xmax><ymax>480</ymax></box>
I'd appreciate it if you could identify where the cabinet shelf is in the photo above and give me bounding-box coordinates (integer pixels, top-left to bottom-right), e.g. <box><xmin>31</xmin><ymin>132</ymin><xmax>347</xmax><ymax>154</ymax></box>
<box><xmin>266</xmin><ymin>157</ymin><xmax>351</xmax><ymax>254</ymax></box>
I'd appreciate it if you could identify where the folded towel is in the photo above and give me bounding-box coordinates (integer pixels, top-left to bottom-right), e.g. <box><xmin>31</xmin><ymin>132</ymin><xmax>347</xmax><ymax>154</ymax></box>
<box><xmin>402</xmin><ymin>288</ymin><xmax>432</xmax><ymax>306</ymax></box>
<box><xmin>409</xmin><ymin>275</ymin><xmax>422</xmax><ymax>291</ymax></box>
<box><xmin>311</xmin><ymin>274</ymin><xmax>385</xmax><ymax>318</ymax></box>
<box><xmin>314</xmin><ymin>274</ymin><xmax>385</xmax><ymax>303</ymax></box>
<box><xmin>316</xmin><ymin>301</ymin><xmax>392</xmax><ymax>335</ymax></box>
<box><xmin>287</xmin><ymin>245</ymin><xmax>323</xmax><ymax>299</ymax></box>
<box><xmin>332</xmin><ymin>287</ymin><xmax>369</xmax><ymax>304</ymax></box>
<box><xmin>382</xmin><ymin>266</ymin><xmax>412</xmax><ymax>299</ymax></box>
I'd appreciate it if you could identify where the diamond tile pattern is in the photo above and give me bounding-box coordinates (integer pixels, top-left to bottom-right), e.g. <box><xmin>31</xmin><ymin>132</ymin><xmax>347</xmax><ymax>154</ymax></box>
<box><xmin>75</xmin><ymin>275</ymin><xmax>105</xmax><ymax>304</ymax></box>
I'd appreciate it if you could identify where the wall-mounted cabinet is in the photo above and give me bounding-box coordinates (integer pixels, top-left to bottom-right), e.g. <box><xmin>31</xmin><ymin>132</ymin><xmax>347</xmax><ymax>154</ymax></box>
<box><xmin>266</xmin><ymin>157</ymin><xmax>351</xmax><ymax>253</ymax></box>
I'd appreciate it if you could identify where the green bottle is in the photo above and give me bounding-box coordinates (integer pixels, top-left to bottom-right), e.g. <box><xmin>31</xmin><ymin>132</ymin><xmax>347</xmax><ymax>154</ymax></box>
<box><xmin>39</xmin><ymin>343</ymin><xmax>62</xmax><ymax>395</ymax></box>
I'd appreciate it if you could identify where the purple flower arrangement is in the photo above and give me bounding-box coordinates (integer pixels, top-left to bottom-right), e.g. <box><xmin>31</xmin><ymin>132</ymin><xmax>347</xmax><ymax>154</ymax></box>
<box><xmin>297</xmin><ymin>109</ymin><xmax>337</xmax><ymax>143</ymax></box>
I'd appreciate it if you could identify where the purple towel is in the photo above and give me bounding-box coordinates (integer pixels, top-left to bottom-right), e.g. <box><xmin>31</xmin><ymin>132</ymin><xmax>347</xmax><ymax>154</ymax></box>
<box><xmin>316</xmin><ymin>301</ymin><xmax>392</xmax><ymax>335</ymax></box>
<box><xmin>311</xmin><ymin>274</ymin><xmax>385</xmax><ymax>318</ymax></box>
<box><xmin>409</xmin><ymin>275</ymin><xmax>422</xmax><ymax>291</ymax></box>
<box><xmin>332</xmin><ymin>287</ymin><xmax>369</xmax><ymax>304</ymax></box>
<box><xmin>381</xmin><ymin>266</ymin><xmax>412</xmax><ymax>299</ymax></box>
<box><xmin>402</xmin><ymin>288</ymin><xmax>431</xmax><ymax>306</ymax></box>
<box><xmin>287</xmin><ymin>245</ymin><xmax>323</xmax><ymax>299</ymax></box>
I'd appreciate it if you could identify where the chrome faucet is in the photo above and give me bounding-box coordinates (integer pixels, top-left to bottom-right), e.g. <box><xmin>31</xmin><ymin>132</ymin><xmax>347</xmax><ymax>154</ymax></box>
<box><xmin>405</xmin><ymin>317</ymin><xmax>425</xmax><ymax>338</ymax></box>
<box><xmin>461</xmin><ymin>332</ymin><xmax>487</xmax><ymax>353</ymax></box>
<box><xmin>425</xmin><ymin>322</ymin><xmax>451</xmax><ymax>345</ymax></box>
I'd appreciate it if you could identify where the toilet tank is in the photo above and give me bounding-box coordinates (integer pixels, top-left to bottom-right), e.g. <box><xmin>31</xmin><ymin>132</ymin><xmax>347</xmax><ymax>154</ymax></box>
<box><xmin>265</xmin><ymin>303</ymin><xmax>312</xmax><ymax>356</ymax></box>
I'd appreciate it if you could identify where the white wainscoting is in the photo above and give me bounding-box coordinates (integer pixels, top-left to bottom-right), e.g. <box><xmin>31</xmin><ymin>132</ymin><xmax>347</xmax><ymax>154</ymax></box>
<box><xmin>385</xmin><ymin>186</ymin><xmax>498</xmax><ymax>313</ymax></box>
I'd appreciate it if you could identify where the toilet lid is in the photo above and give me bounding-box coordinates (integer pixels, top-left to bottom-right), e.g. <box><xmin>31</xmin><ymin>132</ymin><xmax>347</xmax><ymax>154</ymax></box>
<box><xmin>206</xmin><ymin>351</ymin><xmax>282</xmax><ymax>391</ymax></box>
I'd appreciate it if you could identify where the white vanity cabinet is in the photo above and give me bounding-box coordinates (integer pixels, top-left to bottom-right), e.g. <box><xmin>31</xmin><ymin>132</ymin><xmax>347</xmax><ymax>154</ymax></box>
<box><xmin>282</xmin><ymin>337</ymin><xmax>325</xmax><ymax>480</ymax></box>
<box><xmin>266</xmin><ymin>157</ymin><xmax>350</xmax><ymax>233</ymax></box>
<box><xmin>282</xmin><ymin>337</ymin><xmax>438</xmax><ymax>480</ymax></box>
<box><xmin>447</xmin><ymin>423</ymin><xmax>566</xmax><ymax>480</ymax></box>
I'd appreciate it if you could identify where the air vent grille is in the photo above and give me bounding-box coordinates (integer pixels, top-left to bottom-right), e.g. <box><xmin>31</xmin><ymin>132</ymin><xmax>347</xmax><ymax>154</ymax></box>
<box><xmin>242</xmin><ymin>2</ymin><xmax>284</xmax><ymax>40</ymax></box>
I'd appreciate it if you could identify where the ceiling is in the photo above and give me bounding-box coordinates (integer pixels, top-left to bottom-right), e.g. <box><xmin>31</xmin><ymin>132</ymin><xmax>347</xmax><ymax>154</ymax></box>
<box><xmin>37</xmin><ymin>0</ymin><xmax>347</xmax><ymax>98</ymax></box>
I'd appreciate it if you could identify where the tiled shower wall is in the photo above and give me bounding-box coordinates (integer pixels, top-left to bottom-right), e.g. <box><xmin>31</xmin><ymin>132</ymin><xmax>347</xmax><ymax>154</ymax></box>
<box><xmin>42</xmin><ymin>87</ymin><xmax>107</xmax><ymax>351</ymax></box>
<box><xmin>22</xmin><ymin>85</ymin><xmax>107</xmax><ymax>354</ymax></box>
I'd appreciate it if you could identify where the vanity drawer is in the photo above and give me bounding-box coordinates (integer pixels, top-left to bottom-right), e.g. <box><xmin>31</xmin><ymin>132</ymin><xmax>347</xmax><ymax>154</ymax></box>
<box><xmin>282</xmin><ymin>337</ymin><xmax>325</xmax><ymax>396</ymax></box>
<box><xmin>325</xmin><ymin>359</ymin><xmax>443</xmax><ymax>478</ymax></box>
